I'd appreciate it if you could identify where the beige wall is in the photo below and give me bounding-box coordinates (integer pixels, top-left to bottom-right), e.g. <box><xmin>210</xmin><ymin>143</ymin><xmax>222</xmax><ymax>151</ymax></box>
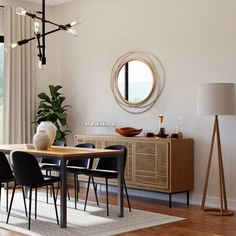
<box><xmin>52</xmin><ymin>0</ymin><xmax>236</xmax><ymax>208</ymax></box>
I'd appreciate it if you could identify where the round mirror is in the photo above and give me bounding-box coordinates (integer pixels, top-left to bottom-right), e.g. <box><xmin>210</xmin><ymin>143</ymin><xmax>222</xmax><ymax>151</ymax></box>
<box><xmin>116</xmin><ymin>60</ymin><xmax>154</xmax><ymax>105</ymax></box>
<box><xmin>111</xmin><ymin>51</ymin><xmax>165</xmax><ymax>114</ymax></box>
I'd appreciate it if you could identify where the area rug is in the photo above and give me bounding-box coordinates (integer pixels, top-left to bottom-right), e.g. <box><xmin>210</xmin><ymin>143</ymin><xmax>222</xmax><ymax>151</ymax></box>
<box><xmin>0</xmin><ymin>193</ymin><xmax>184</xmax><ymax>236</ymax></box>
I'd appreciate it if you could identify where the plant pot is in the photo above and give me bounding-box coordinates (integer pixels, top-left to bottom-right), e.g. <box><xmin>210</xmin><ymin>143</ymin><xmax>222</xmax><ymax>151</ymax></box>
<box><xmin>33</xmin><ymin>130</ymin><xmax>50</xmax><ymax>150</ymax></box>
<box><xmin>37</xmin><ymin>121</ymin><xmax>57</xmax><ymax>147</ymax></box>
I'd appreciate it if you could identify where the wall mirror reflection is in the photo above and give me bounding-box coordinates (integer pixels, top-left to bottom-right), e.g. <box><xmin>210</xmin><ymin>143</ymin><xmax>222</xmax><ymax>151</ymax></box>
<box><xmin>117</xmin><ymin>60</ymin><xmax>154</xmax><ymax>104</ymax></box>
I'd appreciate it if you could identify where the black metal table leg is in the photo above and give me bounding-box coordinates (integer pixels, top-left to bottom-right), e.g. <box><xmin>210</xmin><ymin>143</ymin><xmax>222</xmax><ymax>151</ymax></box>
<box><xmin>187</xmin><ymin>191</ymin><xmax>189</xmax><ymax>205</ymax></box>
<box><xmin>60</xmin><ymin>159</ymin><xmax>67</xmax><ymax>228</ymax></box>
<box><xmin>117</xmin><ymin>153</ymin><xmax>124</xmax><ymax>217</ymax></box>
<box><xmin>169</xmin><ymin>193</ymin><xmax>172</xmax><ymax>208</ymax></box>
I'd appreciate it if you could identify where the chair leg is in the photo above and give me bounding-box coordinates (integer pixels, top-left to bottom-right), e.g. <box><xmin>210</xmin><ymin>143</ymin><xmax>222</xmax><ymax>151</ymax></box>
<box><xmin>6</xmin><ymin>182</ymin><xmax>8</xmax><ymax>212</ymax></box>
<box><xmin>22</xmin><ymin>186</ymin><xmax>28</xmax><ymax>217</ymax></box>
<box><xmin>92</xmin><ymin>177</ymin><xmax>99</xmax><ymax>206</ymax></box>
<box><xmin>105</xmin><ymin>178</ymin><xmax>109</xmax><ymax>216</ymax></box>
<box><xmin>28</xmin><ymin>187</ymin><xmax>32</xmax><ymax>230</ymax></box>
<box><xmin>124</xmin><ymin>180</ymin><xmax>131</xmax><ymax>212</ymax></box>
<box><xmin>51</xmin><ymin>184</ymin><xmax>59</xmax><ymax>225</ymax></box>
<box><xmin>46</xmin><ymin>170</ymin><xmax>49</xmax><ymax>203</ymax></box>
<box><xmin>35</xmin><ymin>188</ymin><xmax>37</xmax><ymax>219</ymax></box>
<box><xmin>0</xmin><ymin>183</ymin><xmax>1</xmax><ymax>210</ymax></box>
<box><xmin>49</xmin><ymin>170</ymin><xmax>52</xmax><ymax>197</ymax></box>
<box><xmin>55</xmin><ymin>182</ymin><xmax>60</xmax><ymax>201</ymax></box>
<box><xmin>67</xmin><ymin>185</ymin><xmax>70</xmax><ymax>200</ymax></box>
<box><xmin>6</xmin><ymin>182</ymin><xmax>16</xmax><ymax>224</ymax></box>
<box><xmin>55</xmin><ymin>182</ymin><xmax>70</xmax><ymax>201</ymax></box>
<box><xmin>74</xmin><ymin>174</ymin><xmax>77</xmax><ymax>209</ymax></box>
<box><xmin>84</xmin><ymin>176</ymin><xmax>91</xmax><ymax>211</ymax></box>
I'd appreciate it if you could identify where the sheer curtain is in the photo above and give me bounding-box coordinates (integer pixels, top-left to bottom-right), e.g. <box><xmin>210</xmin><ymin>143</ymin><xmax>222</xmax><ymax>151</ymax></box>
<box><xmin>3</xmin><ymin>6</ymin><xmax>36</xmax><ymax>144</ymax></box>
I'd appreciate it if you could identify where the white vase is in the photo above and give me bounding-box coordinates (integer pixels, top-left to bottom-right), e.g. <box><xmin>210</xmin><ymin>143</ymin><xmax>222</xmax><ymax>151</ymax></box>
<box><xmin>33</xmin><ymin>130</ymin><xmax>50</xmax><ymax>150</ymax></box>
<box><xmin>37</xmin><ymin>121</ymin><xmax>57</xmax><ymax>147</ymax></box>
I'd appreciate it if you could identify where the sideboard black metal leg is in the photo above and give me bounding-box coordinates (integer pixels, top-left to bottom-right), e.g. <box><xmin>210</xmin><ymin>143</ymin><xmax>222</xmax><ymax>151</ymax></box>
<box><xmin>187</xmin><ymin>191</ymin><xmax>189</xmax><ymax>205</ymax></box>
<box><xmin>169</xmin><ymin>193</ymin><xmax>172</xmax><ymax>208</ymax></box>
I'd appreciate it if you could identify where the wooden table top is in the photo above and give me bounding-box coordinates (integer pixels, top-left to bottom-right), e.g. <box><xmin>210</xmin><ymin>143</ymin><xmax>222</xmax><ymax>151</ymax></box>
<box><xmin>0</xmin><ymin>144</ymin><xmax>123</xmax><ymax>158</ymax></box>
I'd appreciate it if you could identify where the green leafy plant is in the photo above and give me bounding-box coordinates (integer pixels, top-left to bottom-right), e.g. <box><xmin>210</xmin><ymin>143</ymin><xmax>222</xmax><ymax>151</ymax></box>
<box><xmin>34</xmin><ymin>85</ymin><xmax>71</xmax><ymax>143</ymax></box>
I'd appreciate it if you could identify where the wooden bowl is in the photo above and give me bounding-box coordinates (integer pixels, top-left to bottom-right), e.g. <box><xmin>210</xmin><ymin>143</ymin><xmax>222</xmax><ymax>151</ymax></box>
<box><xmin>115</xmin><ymin>127</ymin><xmax>142</xmax><ymax>137</ymax></box>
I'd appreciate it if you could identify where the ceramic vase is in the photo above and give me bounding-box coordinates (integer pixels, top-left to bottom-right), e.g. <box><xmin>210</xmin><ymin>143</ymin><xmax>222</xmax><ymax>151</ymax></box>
<box><xmin>33</xmin><ymin>130</ymin><xmax>50</xmax><ymax>150</ymax></box>
<box><xmin>37</xmin><ymin>121</ymin><xmax>57</xmax><ymax>147</ymax></box>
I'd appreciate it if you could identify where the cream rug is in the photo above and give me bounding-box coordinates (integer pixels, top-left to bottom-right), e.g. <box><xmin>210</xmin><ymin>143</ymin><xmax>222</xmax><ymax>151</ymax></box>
<box><xmin>0</xmin><ymin>192</ymin><xmax>184</xmax><ymax>236</ymax></box>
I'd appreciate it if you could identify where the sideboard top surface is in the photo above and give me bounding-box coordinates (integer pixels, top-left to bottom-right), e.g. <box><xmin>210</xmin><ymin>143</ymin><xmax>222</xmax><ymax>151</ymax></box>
<box><xmin>75</xmin><ymin>134</ymin><xmax>193</xmax><ymax>143</ymax></box>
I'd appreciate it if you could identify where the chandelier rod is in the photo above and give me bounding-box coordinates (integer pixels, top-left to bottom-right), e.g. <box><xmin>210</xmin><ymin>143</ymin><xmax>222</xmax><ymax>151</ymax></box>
<box><xmin>42</xmin><ymin>0</ymin><xmax>46</xmax><ymax>64</ymax></box>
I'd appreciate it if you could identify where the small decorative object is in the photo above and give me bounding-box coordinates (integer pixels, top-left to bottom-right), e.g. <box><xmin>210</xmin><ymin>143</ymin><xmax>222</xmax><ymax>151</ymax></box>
<box><xmin>156</xmin><ymin>115</ymin><xmax>168</xmax><ymax>138</ymax></box>
<box><xmin>175</xmin><ymin>115</ymin><xmax>183</xmax><ymax>138</ymax></box>
<box><xmin>115</xmin><ymin>127</ymin><xmax>142</xmax><ymax>137</ymax></box>
<box><xmin>33</xmin><ymin>130</ymin><xmax>50</xmax><ymax>150</ymax></box>
<box><xmin>145</xmin><ymin>132</ymin><xmax>154</xmax><ymax>137</ymax></box>
<box><xmin>169</xmin><ymin>133</ymin><xmax>178</xmax><ymax>138</ymax></box>
<box><xmin>158</xmin><ymin>115</ymin><xmax>165</xmax><ymax>134</ymax></box>
<box><xmin>37</xmin><ymin>121</ymin><xmax>57</xmax><ymax>147</ymax></box>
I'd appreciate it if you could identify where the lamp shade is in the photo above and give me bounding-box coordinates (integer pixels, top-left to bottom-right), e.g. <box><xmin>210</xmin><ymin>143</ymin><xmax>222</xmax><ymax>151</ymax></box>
<box><xmin>197</xmin><ymin>83</ymin><xmax>236</xmax><ymax>115</ymax></box>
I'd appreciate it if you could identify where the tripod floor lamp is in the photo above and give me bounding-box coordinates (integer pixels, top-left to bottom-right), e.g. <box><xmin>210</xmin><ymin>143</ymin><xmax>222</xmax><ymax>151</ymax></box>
<box><xmin>197</xmin><ymin>83</ymin><xmax>235</xmax><ymax>216</ymax></box>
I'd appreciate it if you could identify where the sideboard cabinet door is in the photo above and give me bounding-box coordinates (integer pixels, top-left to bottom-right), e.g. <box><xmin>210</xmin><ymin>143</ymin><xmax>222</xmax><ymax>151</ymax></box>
<box><xmin>134</xmin><ymin>141</ymin><xmax>169</xmax><ymax>191</ymax></box>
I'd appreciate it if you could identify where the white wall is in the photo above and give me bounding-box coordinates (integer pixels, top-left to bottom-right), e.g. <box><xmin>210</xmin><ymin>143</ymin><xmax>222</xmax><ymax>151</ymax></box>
<box><xmin>52</xmin><ymin>0</ymin><xmax>236</xmax><ymax>208</ymax></box>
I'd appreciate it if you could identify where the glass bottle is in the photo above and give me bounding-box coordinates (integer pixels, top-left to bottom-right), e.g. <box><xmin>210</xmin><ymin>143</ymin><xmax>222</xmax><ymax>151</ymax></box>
<box><xmin>175</xmin><ymin>115</ymin><xmax>183</xmax><ymax>138</ymax></box>
<box><xmin>158</xmin><ymin>115</ymin><xmax>165</xmax><ymax>135</ymax></box>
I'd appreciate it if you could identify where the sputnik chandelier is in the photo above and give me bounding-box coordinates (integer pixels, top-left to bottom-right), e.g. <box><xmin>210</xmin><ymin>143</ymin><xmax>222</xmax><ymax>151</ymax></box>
<box><xmin>11</xmin><ymin>0</ymin><xmax>81</xmax><ymax>68</ymax></box>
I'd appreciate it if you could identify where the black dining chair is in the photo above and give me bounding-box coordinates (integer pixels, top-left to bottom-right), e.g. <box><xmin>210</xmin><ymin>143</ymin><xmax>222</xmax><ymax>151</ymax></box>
<box><xmin>55</xmin><ymin>143</ymin><xmax>98</xmax><ymax>209</ymax></box>
<box><xmin>40</xmin><ymin>140</ymin><xmax>70</xmax><ymax>202</ymax></box>
<box><xmin>7</xmin><ymin>151</ymin><xmax>60</xmax><ymax>230</ymax></box>
<box><xmin>83</xmin><ymin>145</ymin><xmax>131</xmax><ymax>216</ymax></box>
<box><xmin>0</xmin><ymin>152</ymin><xmax>16</xmax><ymax>212</ymax></box>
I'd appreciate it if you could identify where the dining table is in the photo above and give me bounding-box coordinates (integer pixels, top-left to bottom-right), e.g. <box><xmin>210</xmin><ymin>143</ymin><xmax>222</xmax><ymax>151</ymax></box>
<box><xmin>0</xmin><ymin>144</ymin><xmax>125</xmax><ymax>228</ymax></box>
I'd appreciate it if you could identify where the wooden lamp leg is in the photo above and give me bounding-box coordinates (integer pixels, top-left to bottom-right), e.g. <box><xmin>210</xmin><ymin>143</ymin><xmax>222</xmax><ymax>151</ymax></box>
<box><xmin>201</xmin><ymin>115</ymin><xmax>233</xmax><ymax>216</ymax></box>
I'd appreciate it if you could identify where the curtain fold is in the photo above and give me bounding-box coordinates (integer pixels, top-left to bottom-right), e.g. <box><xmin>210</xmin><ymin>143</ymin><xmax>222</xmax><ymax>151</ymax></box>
<box><xmin>3</xmin><ymin>6</ymin><xmax>36</xmax><ymax>144</ymax></box>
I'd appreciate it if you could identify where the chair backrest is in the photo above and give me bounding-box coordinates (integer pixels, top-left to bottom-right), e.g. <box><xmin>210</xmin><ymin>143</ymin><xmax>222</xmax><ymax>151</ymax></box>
<box><xmin>41</xmin><ymin>140</ymin><xmax>65</xmax><ymax>165</ymax></box>
<box><xmin>53</xmin><ymin>140</ymin><xmax>65</xmax><ymax>146</ymax></box>
<box><xmin>0</xmin><ymin>152</ymin><xmax>14</xmax><ymax>182</ymax></box>
<box><xmin>11</xmin><ymin>151</ymin><xmax>45</xmax><ymax>186</ymax></box>
<box><xmin>96</xmin><ymin>145</ymin><xmax>127</xmax><ymax>172</ymax></box>
<box><xmin>67</xmin><ymin>143</ymin><xmax>95</xmax><ymax>168</ymax></box>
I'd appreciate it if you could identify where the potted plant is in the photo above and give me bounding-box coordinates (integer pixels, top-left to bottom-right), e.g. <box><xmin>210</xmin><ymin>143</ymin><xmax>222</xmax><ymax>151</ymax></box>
<box><xmin>34</xmin><ymin>85</ymin><xmax>71</xmax><ymax>143</ymax></box>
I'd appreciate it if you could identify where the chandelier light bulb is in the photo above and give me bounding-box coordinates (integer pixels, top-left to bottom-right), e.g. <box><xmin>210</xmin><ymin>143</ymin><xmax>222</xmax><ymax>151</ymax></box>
<box><xmin>33</xmin><ymin>21</ymin><xmax>41</xmax><ymax>34</ymax></box>
<box><xmin>38</xmin><ymin>60</ymin><xmax>42</xmax><ymax>69</ymax></box>
<box><xmin>16</xmin><ymin>7</ymin><xmax>27</xmax><ymax>16</ymax></box>
<box><xmin>11</xmin><ymin>42</ymin><xmax>18</xmax><ymax>49</ymax></box>
<box><xmin>67</xmin><ymin>28</ymin><xmax>79</xmax><ymax>37</ymax></box>
<box><xmin>69</xmin><ymin>17</ymin><xmax>82</xmax><ymax>27</ymax></box>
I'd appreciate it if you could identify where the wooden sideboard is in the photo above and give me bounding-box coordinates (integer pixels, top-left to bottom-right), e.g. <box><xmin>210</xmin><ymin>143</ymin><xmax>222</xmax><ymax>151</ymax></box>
<box><xmin>74</xmin><ymin>134</ymin><xmax>194</xmax><ymax>207</ymax></box>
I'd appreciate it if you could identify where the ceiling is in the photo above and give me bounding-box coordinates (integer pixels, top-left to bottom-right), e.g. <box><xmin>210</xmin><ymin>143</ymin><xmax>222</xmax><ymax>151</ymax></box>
<box><xmin>17</xmin><ymin>0</ymin><xmax>74</xmax><ymax>6</ymax></box>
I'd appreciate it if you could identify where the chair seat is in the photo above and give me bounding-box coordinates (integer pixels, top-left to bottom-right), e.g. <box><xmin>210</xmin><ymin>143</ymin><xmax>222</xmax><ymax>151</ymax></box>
<box><xmin>40</xmin><ymin>164</ymin><xmax>60</xmax><ymax>171</ymax></box>
<box><xmin>0</xmin><ymin>177</ymin><xmax>15</xmax><ymax>183</ymax></box>
<box><xmin>42</xmin><ymin>175</ymin><xmax>60</xmax><ymax>186</ymax></box>
<box><xmin>83</xmin><ymin>169</ymin><xmax>118</xmax><ymax>178</ymax></box>
<box><xmin>66</xmin><ymin>166</ymin><xmax>87</xmax><ymax>174</ymax></box>
<box><xmin>17</xmin><ymin>175</ymin><xmax>60</xmax><ymax>188</ymax></box>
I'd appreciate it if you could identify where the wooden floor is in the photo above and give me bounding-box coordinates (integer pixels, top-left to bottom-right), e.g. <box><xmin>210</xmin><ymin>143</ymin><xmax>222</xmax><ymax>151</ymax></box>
<box><xmin>1</xmin><ymin>187</ymin><xmax>236</xmax><ymax>236</ymax></box>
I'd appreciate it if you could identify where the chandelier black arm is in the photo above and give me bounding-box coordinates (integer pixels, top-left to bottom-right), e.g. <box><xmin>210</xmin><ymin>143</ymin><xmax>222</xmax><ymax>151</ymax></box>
<box><xmin>35</xmin><ymin>33</ymin><xmax>42</xmax><ymax>61</ymax></box>
<box><xmin>15</xmin><ymin>28</ymin><xmax>61</xmax><ymax>47</ymax></box>
<box><xmin>25</xmin><ymin>12</ymin><xmax>71</xmax><ymax>30</ymax></box>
